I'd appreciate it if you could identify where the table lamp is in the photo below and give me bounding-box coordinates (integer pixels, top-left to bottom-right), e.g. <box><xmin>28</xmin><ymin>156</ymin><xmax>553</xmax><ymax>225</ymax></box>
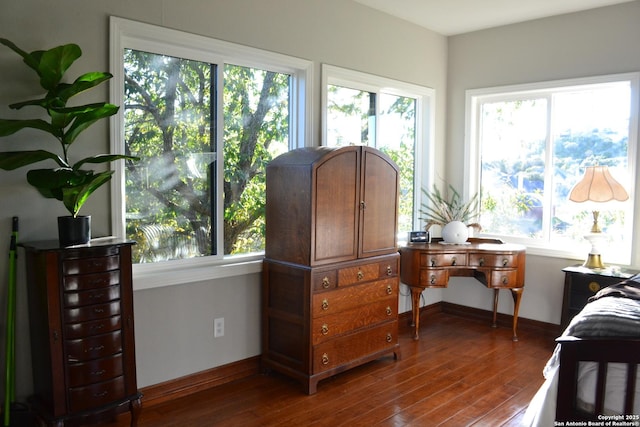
<box><xmin>568</xmin><ymin>165</ymin><xmax>629</xmax><ymax>269</ymax></box>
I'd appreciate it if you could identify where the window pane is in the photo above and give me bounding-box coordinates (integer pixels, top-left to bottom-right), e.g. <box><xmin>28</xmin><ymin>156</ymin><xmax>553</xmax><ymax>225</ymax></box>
<box><xmin>551</xmin><ymin>83</ymin><xmax>630</xmax><ymax>245</ymax></box>
<box><xmin>473</xmin><ymin>77</ymin><xmax>633</xmax><ymax>262</ymax></box>
<box><xmin>378</xmin><ymin>93</ymin><xmax>416</xmax><ymax>234</ymax></box>
<box><xmin>326</xmin><ymin>85</ymin><xmax>374</xmax><ymax>146</ymax></box>
<box><xmin>479</xmin><ymin>98</ymin><xmax>548</xmax><ymax>238</ymax></box>
<box><xmin>123</xmin><ymin>49</ymin><xmax>215</xmax><ymax>263</ymax></box>
<box><xmin>326</xmin><ymin>84</ymin><xmax>419</xmax><ymax>235</ymax></box>
<box><xmin>223</xmin><ymin>65</ymin><xmax>290</xmax><ymax>255</ymax></box>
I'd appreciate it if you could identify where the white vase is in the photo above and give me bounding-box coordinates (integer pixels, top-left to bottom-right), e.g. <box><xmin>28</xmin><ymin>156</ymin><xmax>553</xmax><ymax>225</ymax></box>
<box><xmin>441</xmin><ymin>221</ymin><xmax>468</xmax><ymax>244</ymax></box>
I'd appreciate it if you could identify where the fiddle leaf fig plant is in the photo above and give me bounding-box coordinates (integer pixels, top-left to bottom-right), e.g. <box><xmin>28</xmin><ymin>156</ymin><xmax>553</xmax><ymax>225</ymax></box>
<box><xmin>0</xmin><ymin>38</ymin><xmax>138</xmax><ymax>217</ymax></box>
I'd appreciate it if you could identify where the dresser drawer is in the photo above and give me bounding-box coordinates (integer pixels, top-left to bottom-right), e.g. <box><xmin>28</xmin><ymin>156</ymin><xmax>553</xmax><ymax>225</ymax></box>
<box><xmin>65</xmin><ymin>330</ymin><xmax>122</xmax><ymax>362</ymax></box>
<box><xmin>63</xmin><ymin>254</ymin><xmax>120</xmax><ymax>276</ymax></box>
<box><xmin>65</xmin><ymin>301</ymin><xmax>121</xmax><ymax>323</ymax></box>
<box><xmin>68</xmin><ymin>353</ymin><xmax>123</xmax><ymax>388</ymax></box>
<box><xmin>486</xmin><ymin>269</ymin><xmax>519</xmax><ymax>288</ymax></box>
<box><xmin>338</xmin><ymin>262</ymin><xmax>380</xmax><ymax>286</ymax></box>
<box><xmin>469</xmin><ymin>253</ymin><xmax>518</xmax><ymax>268</ymax></box>
<box><xmin>420</xmin><ymin>253</ymin><xmax>467</xmax><ymax>267</ymax></box>
<box><xmin>64</xmin><ymin>316</ymin><xmax>122</xmax><ymax>340</ymax></box>
<box><xmin>312</xmin><ymin>270</ymin><xmax>337</xmax><ymax>291</ymax></box>
<box><xmin>312</xmin><ymin>278</ymin><xmax>397</xmax><ymax>318</ymax></box>
<box><xmin>311</xmin><ymin>296</ymin><xmax>397</xmax><ymax>345</ymax></box>
<box><xmin>63</xmin><ymin>285</ymin><xmax>120</xmax><ymax>308</ymax></box>
<box><xmin>419</xmin><ymin>268</ymin><xmax>449</xmax><ymax>287</ymax></box>
<box><xmin>63</xmin><ymin>271</ymin><xmax>120</xmax><ymax>292</ymax></box>
<box><xmin>68</xmin><ymin>376</ymin><xmax>126</xmax><ymax>413</ymax></box>
<box><xmin>312</xmin><ymin>321</ymin><xmax>398</xmax><ymax>373</ymax></box>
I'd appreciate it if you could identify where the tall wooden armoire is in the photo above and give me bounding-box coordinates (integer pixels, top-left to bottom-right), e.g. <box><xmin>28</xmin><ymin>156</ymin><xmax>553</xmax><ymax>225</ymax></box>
<box><xmin>262</xmin><ymin>145</ymin><xmax>401</xmax><ymax>394</ymax></box>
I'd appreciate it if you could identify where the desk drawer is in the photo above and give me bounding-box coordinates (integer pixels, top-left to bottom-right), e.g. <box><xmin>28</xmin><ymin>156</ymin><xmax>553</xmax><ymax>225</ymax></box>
<box><xmin>487</xmin><ymin>269</ymin><xmax>519</xmax><ymax>288</ymax></box>
<box><xmin>469</xmin><ymin>253</ymin><xmax>518</xmax><ymax>268</ymax></box>
<box><xmin>420</xmin><ymin>253</ymin><xmax>467</xmax><ymax>268</ymax></box>
<box><xmin>63</xmin><ymin>285</ymin><xmax>120</xmax><ymax>308</ymax></box>
<box><xmin>64</xmin><ymin>316</ymin><xmax>122</xmax><ymax>340</ymax></box>
<box><xmin>63</xmin><ymin>271</ymin><xmax>120</xmax><ymax>292</ymax></box>
<box><xmin>68</xmin><ymin>353</ymin><xmax>123</xmax><ymax>388</ymax></box>
<box><xmin>419</xmin><ymin>268</ymin><xmax>449</xmax><ymax>287</ymax></box>
<box><xmin>66</xmin><ymin>331</ymin><xmax>122</xmax><ymax>362</ymax></box>
<box><xmin>63</xmin><ymin>254</ymin><xmax>120</xmax><ymax>276</ymax></box>
<box><xmin>68</xmin><ymin>376</ymin><xmax>126</xmax><ymax>413</ymax></box>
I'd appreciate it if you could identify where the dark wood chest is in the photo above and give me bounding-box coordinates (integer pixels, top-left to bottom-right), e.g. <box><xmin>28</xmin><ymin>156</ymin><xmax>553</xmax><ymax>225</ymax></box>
<box><xmin>22</xmin><ymin>238</ymin><xmax>141</xmax><ymax>426</ymax></box>
<box><xmin>262</xmin><ymin>146</ymin><xmax>401</xmax><ymax>394</ymax></box>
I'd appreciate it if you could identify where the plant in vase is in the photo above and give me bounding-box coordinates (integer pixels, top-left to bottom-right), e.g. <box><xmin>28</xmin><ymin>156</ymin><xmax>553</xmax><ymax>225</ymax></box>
<box><xmin>0</xmin><ymin>39</ymin><xmax>138</xmax><ymax>246</ymax></box>
<box><xmin>420</xmin><ymin>184</ymin><xmax>482</xmax><ymax>244</ymax></box>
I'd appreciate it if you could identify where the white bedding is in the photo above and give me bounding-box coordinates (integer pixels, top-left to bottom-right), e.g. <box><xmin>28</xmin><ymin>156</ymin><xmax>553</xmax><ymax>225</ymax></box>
<box><xmin>523</xmin><ymin>295</ymin><xmax>640</xmax><ymax>426</ymax></box>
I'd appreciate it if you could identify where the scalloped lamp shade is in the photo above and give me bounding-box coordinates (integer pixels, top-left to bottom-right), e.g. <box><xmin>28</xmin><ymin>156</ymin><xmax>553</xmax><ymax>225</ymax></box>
<box><xmin>568</xmin><ymin>165</ymin><xmax>629</xmax><ymax>269</ymax></box>
<box><xmin>568</xmin><ymin>165</ymin><xmax>629</xmax><ymax>203</ymax></box>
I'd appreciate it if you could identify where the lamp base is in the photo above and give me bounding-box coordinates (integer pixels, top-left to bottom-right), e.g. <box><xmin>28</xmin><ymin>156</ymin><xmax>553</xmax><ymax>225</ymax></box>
<box><xmin>583</xmin><ymin>253</ymin><xmax>605</xmax><ymax>269</ymax></box>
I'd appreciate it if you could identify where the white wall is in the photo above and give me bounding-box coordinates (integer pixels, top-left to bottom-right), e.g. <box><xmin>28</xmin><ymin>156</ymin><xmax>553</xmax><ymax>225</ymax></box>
<box><xmin>0</xmin><ymin>0</ymin><xmax>447</xmax><ymax>398</ymax></box>
<box><xmin>444</xmin><ymin>1</ymin><xmax>640</xmax><ymax>325</ymax></box>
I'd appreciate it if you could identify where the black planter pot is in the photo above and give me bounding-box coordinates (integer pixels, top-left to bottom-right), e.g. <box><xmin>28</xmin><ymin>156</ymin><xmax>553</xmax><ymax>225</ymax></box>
<box><xmin>58</xmin><ymin>215</ymin><xmax>91</xmax><ymax>247</ymax></box>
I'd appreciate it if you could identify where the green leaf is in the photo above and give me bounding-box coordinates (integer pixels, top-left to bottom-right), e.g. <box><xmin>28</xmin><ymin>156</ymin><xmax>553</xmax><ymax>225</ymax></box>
<box><xmin>0</xmin><ymin>38</ymin><xmax>39</xmax><ymax>74</ymax></box>
<box><xmin>55</xmin><ymin>72</ymin><xmax>113</xmax><ymax>103</ymax></box>
<box><xmin>26</xmin><ymin>168</ymin><xmax>113</xmax><ymax>216</ymax></box>
<box><xmin>0</xmin><ymin>118</ymin><xmax>57</xmax><ymax>136</ymax></box>
<box><xmin>73</xmin><ymin>154</ymin><xmax>140</xmax><ymax>170</ymax></box>
<box><xmin>0</xmin><ymin>150</ymin><xmax>66</xmax><ymax>170</ymax></box>
<box><xmin>63</xmin><ymin>103</ymin><xmax>119</xmax><ymax>145</ymax></box>
<box><xmin>37</xmin><ymin>44</ymin><xmax>82</xmax><ymax>90</ymax></box>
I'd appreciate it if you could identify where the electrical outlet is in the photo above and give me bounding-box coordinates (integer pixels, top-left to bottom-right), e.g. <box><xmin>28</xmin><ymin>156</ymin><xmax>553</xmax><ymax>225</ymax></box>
<box><xmin>214</xmin><ymin>317</ymin><xmax>224</xmax><ymax>338</ymax></box>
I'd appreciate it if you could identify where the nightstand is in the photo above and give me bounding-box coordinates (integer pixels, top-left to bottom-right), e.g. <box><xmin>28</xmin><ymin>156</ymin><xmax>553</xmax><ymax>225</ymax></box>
<box><xmin>561</xmin><ymin>265</ymin><xmax>640</xmax><ymax>329</ymax></box>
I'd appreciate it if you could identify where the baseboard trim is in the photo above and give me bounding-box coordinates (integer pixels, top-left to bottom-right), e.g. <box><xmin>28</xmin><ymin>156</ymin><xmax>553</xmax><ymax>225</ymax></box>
<box><xmin>140</xmin><ymin>356</ymin><xmax>260</xmax><ymax>408</ymax></box>
<box><xmin>141</xmin><ymin>303</ymin><xmax>559</xmax><ymax>409</ymax></box>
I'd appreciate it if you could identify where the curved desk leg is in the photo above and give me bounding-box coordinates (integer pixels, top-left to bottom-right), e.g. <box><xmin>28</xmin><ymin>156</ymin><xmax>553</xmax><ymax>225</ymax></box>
<box><xmin>491</xmin><ymin>289</ymin><xmax>499</xmax><ymax>328</ymax></box>
<box><xmin>510</xmin><ymin>288</ymin><xmax>523</xmax><ymax>342</ymax></box>
<box><xmin>409</xmin><ymin>286</ymin><xmax>422</xmax><ymax>340</ymax></box>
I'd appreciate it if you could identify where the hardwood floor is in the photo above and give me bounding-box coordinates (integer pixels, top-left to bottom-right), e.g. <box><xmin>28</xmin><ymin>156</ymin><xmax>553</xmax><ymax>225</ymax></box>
<box><xmin>108</xmin><ymin>311</ymin><xmax>557</xmax><ymax>427</ymax></box>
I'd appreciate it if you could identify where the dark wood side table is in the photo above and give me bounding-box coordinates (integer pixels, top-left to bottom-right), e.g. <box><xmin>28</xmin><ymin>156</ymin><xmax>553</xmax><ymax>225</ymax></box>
<box><xmin>400</xmin><ymin>238</ymin><xmax>526</xmax><ymax>341</ymax></box>
<box><xmin>561</xmin><ymin>265</ymin><xmax>640</xmax><ymax>330</ymax></box>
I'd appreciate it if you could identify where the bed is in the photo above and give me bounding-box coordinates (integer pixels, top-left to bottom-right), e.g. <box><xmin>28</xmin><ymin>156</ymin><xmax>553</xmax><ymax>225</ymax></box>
<box><xmin>523</xmin><ymin>274</ymin><xmax>640</xmax><ymax>426</ymax></box>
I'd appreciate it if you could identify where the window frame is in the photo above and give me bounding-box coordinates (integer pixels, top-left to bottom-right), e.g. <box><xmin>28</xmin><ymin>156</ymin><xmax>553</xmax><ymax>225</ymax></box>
<box><xmin>465</xmin><ymin>72</ymin><xmax>639</xmax><ymax>262</ymax></box>
<box><xmin>321</xmin><ymin>64</ymin><xmax>436</xmax><ymax>234</ymax></box>
<box><xmin>109</xmin><ymin>17</ymin><xmax>313</xmax><ymax>289</ymax></box>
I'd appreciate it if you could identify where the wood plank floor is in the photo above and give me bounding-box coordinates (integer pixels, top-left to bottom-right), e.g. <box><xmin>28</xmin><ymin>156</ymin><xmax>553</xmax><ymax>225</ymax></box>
<box><xmin>108</xmin><ymin>311</ymin><xmax>557</xmax><ymax>427</ymax></box>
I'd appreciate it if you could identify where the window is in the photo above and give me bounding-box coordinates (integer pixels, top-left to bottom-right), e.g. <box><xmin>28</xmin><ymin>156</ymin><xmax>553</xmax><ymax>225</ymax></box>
<box><xmin>322</xmin><ymin>65</ymin><xmax>435</xmax><ymax>236</ymax></box>
<box><xmin>110</xmin><ymin>18</ymin><xmax>311</xmax><ymax>287</ymax></box>
<box><xmin>466</xmin><ymin>73</ymin><xmax>638</xmax><ymax>263</ymax></box>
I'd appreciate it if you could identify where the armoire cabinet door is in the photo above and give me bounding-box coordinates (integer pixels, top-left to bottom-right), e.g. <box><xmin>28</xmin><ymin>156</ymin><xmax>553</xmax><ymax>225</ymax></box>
<box><xmin>359</xmin><ymin>147</ymin><xmax>399</xmax><ymax>258</ymax></box>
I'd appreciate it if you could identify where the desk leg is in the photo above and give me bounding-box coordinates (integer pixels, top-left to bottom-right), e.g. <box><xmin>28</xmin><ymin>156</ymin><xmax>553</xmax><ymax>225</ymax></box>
<box><xmin>491</xmin><ymin>289</ymin><xmax>499</xmax><ymax>329</ymax></box>
<box><xmin>409</xmin><ymin>286</ymin><xmax>422</xmax><ymax>340</ymax></box>
<box><xmin>510</xmin><ymin>288</ymin><xmax>523</xmax><ymax>342</ymax></box>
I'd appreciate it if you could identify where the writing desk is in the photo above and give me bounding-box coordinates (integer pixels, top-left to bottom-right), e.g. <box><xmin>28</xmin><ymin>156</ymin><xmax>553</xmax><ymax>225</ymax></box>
<box><xmin>399</xmin><ymin>238</ymin><xmax>526</xmax><ymax>341</ymax></box>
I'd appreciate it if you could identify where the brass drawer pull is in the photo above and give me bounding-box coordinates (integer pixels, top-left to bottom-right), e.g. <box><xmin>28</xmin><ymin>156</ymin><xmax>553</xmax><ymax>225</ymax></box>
<box><xmin>386</xmin><ymin>285</ymin><xmax>393</xmax><ymax>295</ymax></box>
<box><xmin>86</xmin><ymin>345</ymin><xmax>105</xmax><ymax>353</ymax></box>
<box><xmin>430</xmin><ymin>258</ymin><xmax>436</xmax><ymax>267</ymax></box>
<box><xmin>501</xmin><ymin>276</ymin><xmax>509</xmax><ymax>285</ymax></box>
<box><xmin>322</xmin><ymin>277</ymin><xmax>330</xmax><ymax>289</ymax></box>
<box><xmin>321</xmin><ymin>299</ymin><xmax>329</xmax><ymax>310</ymax></box>
<box><xmin>451</xmin><ymin>257</ymin><xmax>457</xmax><ymax>266</ymax></box>
<box><xmin>502</xmin><ymin>258</ymin><xmax>509</xmax><ymax>267</ymax></box>
<box><xmin>321</xmin><ymin>324</ymin><xmax>329</xmax><ymax>335</ymax></box>
<box><xmin>91</xmin><ymin>369</ymin><xmax>107</xmax><ymax>376</ymax></box>
<box><xmin>322</xmin><ymin>353</ymin><xmax>329</xmax><ymax>365</ymax></box>
<box><xmin>430</xmin><ymin>274</ymin><xmax>436</xmax><ymax>285</ymax></box>
<box><xmin>386</xmin><ymin>333</ymin><xmax>393</xmax><ymax>343</ymax></box>
<box><xmin>479</xmin><ymin>257</ymin><xmax>485</xmax><ymax>266</ymax></box>
<box><xmin>386</xmin><ymin>265</ymin><xmax>393</xmax><ymax>276</ymax></box>
<box><xmin>589</xmin><ymin>281</ymin><xmax>601</xmax><ymax>293</ymax></box>
<box><xmin>357</xmin><ymin>271</ymin><xmax>364</xmax><ymax>280</ymax></box>
<box><xmin>93</xmin><ymin>391</ymin><xmax>108</xmax><ymax>398</ymax></box>
<box><xmin>386</xmin><ymin>306</ymin><xmax>392</xmax><ymax>316</ymax></box>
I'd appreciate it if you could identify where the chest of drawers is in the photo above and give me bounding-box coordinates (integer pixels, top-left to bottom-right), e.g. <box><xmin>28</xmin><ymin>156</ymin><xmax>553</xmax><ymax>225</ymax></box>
<box><xmin>22</xmin><ymin>239</ymin><xmax>141</xmax><ymax>426</ymax></box>
<box><xmin>262</xmin><ymin>253</ymin><xmax>400</xmax><ymax>394</ymax></box>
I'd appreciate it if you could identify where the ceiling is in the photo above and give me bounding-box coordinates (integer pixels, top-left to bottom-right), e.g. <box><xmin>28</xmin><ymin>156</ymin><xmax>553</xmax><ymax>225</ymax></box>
<box><xmin>352</xmin><ymin>0</ymin><xmax>636</xmax><ymax>36</ymax></box>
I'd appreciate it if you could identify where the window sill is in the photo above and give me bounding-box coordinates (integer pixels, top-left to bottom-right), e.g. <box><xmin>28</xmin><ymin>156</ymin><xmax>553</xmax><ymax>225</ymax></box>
<box><xmin>132</xmin><ymin>254</ymin><xmax>264</xmax><ymax>291</ymax></box>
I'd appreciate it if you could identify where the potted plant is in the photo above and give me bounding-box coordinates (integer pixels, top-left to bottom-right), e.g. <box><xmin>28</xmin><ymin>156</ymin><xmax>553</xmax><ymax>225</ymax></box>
<box><xmin>420</xmin><ymin>184</ymin><xmax>482</xmax><ymax>244</ymax></box>
<box><xmin>0</xmin><ymin>38</ymin><xmax>138</xmax><ymax>246</ymax></box>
